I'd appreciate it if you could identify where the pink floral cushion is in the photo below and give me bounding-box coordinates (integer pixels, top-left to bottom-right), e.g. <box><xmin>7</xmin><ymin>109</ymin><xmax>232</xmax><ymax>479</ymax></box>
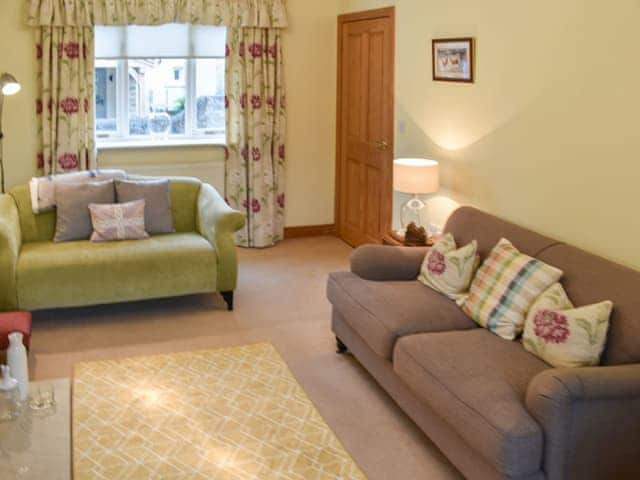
<box><xmin>522</xmin><ymin>283</ymin><xmax>613</xmax><ymax>368</ymax></box>
<box><xmin>89</xmin><ymin>200</ymin><xmax>149</xmax><ymax>242</ymax></box>
<box><xmin>417</xmin><ymin>233</ymin><xmax>479</xmax><ymax>305</ymax></box>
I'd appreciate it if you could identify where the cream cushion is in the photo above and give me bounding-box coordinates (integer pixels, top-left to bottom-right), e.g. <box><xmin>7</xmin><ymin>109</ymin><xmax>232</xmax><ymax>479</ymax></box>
<box><xmin>418</xmin><ymin>233</ymin><xmax>478</xmax><ymax>305</ymax></box>
<box><xmin>523</xmin><ymin>283</ymin><xmax>613</xmax><ymax>368</ymax></box>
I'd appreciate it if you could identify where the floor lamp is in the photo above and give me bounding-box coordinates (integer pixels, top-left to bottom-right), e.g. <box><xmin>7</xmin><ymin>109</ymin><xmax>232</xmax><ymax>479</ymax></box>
<box><xmin>0</xmin><ymin>73</ymin><xmax>21</xmax><ymax>193</ymax></box>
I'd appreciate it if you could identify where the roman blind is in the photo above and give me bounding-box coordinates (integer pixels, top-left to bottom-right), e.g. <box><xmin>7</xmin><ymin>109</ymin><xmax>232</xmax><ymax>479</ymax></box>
<box><xmin>95</xmin><ymin>24</ymin><xmax>226</xmax><ymax>59</ymax></box>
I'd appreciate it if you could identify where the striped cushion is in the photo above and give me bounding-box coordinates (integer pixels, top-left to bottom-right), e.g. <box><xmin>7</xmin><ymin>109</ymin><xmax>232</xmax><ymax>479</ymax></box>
<box><xmin>462</xmin><ymin>238</ymin><xmax>563</xmax><ymax>340</ymax></box>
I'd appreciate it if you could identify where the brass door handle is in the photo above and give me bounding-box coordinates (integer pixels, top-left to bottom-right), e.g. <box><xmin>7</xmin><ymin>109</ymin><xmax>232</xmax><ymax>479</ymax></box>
<box><xmin>374</xmin><ymin>140</ymin><xmax>389</xmax><ymax>151</ymax></box>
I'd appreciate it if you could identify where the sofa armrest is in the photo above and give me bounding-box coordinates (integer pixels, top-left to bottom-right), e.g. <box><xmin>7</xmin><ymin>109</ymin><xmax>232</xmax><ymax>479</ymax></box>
<box><xmin>350</xmin><ymin>245</ymin><xmax>429</xmax><ymax>281</ymax></box>
<box><xmin>0</xmin><ymin>194</ymin><xmax>21</xmax><ymax>310</ymax></box>
<box><xmin>197</xmin><ymin>183</ymin><xmax>245</xmax><ymax>292</ymax></box>
<box><xmin>526</xmin><ymin>365</ymin><xmax>640</xmax><ymax>480</ymax></box>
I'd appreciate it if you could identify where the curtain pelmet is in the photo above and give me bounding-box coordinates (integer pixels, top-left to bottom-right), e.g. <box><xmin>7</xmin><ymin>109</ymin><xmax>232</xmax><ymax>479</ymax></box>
<box><xmin>27</xmin><ymin>0</ymin><xmax>288</xmax><ymax>28</ymax></box>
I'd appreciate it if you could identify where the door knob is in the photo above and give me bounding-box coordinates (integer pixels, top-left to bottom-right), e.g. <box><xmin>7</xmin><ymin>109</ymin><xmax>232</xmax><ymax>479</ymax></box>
<box><xmin>375</xmin><ymin>140</ymin><xmax>389</xmax><ymax>151</ymax></box>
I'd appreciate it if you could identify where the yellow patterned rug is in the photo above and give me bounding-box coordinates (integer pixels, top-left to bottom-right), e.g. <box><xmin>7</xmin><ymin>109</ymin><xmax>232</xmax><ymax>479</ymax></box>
<box><xmin>72</xmin><ymin>343</ymin><xmax>366</xmax><ymax>479</ymax></box>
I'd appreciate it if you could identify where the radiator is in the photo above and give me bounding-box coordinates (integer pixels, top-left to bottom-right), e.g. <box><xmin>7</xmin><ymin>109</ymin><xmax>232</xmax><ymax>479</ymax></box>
<box><xmin>111</xmin><ymin>161</ymin><xmax>225</xmax><ymax>193</ymax></box>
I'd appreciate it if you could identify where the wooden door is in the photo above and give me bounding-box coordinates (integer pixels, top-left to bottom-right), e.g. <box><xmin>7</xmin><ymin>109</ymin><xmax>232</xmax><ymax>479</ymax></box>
<box><xmin>336</xmin><ymin>7</ymin><xmax>395</xmax><ymax>247</ymax></box>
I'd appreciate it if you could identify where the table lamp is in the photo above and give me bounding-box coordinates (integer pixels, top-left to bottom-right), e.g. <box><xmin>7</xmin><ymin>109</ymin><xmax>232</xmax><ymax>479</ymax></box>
<box><xmin>393</xmin><ymin>158</ymin><xmax>439</xmax><ymax>233</ymax></box>
<box><xmin>0</xmin><ymin>73</ymin><xmax>21</xmax><ymax>193</ymax></box>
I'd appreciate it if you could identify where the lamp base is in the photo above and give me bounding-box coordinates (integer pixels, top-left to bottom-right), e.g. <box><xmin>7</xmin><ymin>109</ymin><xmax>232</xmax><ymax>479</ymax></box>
<box><xmin>400</xmin><ymin>194</ymin><xmax>430</xmax><ymax>233</ymax></box>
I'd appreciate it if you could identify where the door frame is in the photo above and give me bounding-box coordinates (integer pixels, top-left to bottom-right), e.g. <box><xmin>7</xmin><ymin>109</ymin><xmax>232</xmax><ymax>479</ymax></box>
<box><xmin>335</xmin><ymin>6</ymin><xmax>396</xmax><ymax>244</ymax></box>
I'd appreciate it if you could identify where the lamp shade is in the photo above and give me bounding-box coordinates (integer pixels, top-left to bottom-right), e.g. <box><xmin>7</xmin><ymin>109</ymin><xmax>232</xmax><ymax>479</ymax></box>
<box><xmin>393</xmin><ymin>158</ymin><xmax>439</xmax><ymax>194</ymax></box>
<box><xmin>0</xmin><ymin>73</ymin><xmax>21</xmax><ymax>96</ymax></box>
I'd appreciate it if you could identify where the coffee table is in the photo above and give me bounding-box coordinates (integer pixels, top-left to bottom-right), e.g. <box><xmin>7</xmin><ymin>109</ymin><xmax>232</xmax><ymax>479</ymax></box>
<box><xmin>0</xmin><ymin>378</ymin><xmax>70</xmax><ymax>479</ymax></box>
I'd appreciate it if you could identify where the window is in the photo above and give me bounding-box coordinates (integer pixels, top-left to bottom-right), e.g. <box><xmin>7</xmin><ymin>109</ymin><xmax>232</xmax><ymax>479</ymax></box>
<box><xmin>94</xmin><ymin>24</ymin><xmax>226</xmax><ymax>144</ymax></box>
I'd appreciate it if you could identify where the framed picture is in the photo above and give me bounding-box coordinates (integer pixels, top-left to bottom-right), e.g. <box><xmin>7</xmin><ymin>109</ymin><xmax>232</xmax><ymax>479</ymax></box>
<box><xmin>432</xmin><ymin>38</ymin><xmax>474</xmax><ymax>83</ymax></box>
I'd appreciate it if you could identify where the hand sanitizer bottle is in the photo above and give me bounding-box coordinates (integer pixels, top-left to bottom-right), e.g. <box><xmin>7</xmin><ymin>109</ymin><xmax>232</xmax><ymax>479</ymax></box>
<box><xmin>7</xmin><ymin>332</ymin><xmax>29</xmax><ymax>401</ymax></box>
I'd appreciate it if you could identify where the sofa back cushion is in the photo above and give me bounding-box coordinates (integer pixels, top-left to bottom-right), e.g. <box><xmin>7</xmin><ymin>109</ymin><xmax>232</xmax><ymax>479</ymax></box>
<box><xmin>165</xmin><ymin>177</ymin><xmax>201</xmax><ymax>233</ymax></box>
<box><xmin>10</xmin><ymin>176</ymin><xmax>202</xmax><ymax>243</ymax></box>
<box><xmin>9</xmin><ymin>184</ymin><xmax>56</xmax><ymax>243</ymax></box>
<box><xmin>537</xmin><ymin>244</ymin><xmax>640</xmax><ymax>366</ymax></box>
<box><xmin>115</xmin><ymin>179</ymin><xmax>174</xmax><ymax>234</ymax></box>
<box><xmin>53</xmin><ymin>180</ymin><xmax>116</xmax><ymax>242</ymax></box>
<box><xmin>444</xmin><ymin>207</ymin><xmax>559</xmax><ymax>259</ymax></box>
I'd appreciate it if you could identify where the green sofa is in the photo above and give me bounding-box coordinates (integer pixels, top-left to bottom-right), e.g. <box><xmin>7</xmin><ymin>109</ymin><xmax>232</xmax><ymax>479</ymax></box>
<box><xmin>0</xmin><ymin>176</ymin><xmax>245</xmax><ymax>312</ymax></box>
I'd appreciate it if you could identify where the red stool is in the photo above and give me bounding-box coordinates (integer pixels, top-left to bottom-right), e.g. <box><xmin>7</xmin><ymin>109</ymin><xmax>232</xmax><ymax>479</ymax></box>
<box><xmin>0</xmin><ymin>312</ymin><xmax>32</xmax><ymax>350</ymax></box>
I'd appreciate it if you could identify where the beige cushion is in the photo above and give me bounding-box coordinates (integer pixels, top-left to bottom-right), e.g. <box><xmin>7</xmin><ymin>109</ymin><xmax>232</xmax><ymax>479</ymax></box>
<box><xmin>523</xmin><ymin>283</ymin><xmax>612</xmax><ymax>368</ymax></box>
<box><xmin>394</xmin><ymin>329</ymin><xmax>549</xmax><ymax>477</ymax></box>
<box><xmin>53</xmin><ymin>180</ymin><xmax>116</xmax><ymax>242</ymax></box>
<box><xmin>115</xmin><ymin>179</ymin><xmax>174</xmax><ymax>234</ymax></box>
<box><xmin>418</xmin><ymin>233</ymin><xmax>478</xmax><ymax>305</ymax></box>
<box><xmin>462</xmin><ymin>238</ymin><xmax>563</xmax><ymax>340</ymax></box>
<box><xmin>327</xmin><ymin>271</ymin><xmax>476</xmax><ymax>360</ymax></box>
<box><xmin>89</xmin><ymin>200</ymin><xmax>149</xmax><ymax>242</ymax></box>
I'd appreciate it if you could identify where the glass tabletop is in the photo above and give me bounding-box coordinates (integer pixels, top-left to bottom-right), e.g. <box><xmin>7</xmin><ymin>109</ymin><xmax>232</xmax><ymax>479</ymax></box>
<box><xmin>0</xmin><ymin>379</ymin><xmax>70</xmax><ymax>480</ymax></box>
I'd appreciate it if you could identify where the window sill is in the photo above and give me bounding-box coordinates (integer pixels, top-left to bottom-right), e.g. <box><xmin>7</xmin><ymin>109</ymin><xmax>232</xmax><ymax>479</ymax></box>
<box><xmin>97</xmin><ymin>136</ymin><xmax>225</xmax><ymax>150</ymax></box>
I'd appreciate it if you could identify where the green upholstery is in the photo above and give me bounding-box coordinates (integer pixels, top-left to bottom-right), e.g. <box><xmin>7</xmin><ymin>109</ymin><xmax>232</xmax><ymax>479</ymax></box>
<box><xmin>17</xmin><ymin>234</ymin><xmax>216</xmax><ymax>310</ymax></box>
<box><xmin>1</xmin><ymin>176</ymin><xmax>245</xmax><ymax>311</ymax></box>
<box><xmin>10</xmin><ymin>185</ymin><xmax>56</xmax><ymax>243</ymax></box>
<box><xmin>197</xmin><ymin>183</ymin><xmax>245</xmax><ymax>293</ymax></box>
<box><xmin>168</xmin><ymin>178</ymin><xmax>200</xmax><ymax>233</ymax></box>
<box><xmin>0</xmin><ymin>195</ymin><xmax>21</xmax><ymax>310</ymax></box>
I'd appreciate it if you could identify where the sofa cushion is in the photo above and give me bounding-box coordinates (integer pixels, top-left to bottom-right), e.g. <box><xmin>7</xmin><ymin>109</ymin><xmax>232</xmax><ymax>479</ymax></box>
<box><xmin>17</xmin><ymin>233</ymin><xmax>217</xmax><ymax>310</ymax></box>
<box><xmin>536</xmin><ymin>244</ymin><xmax>640</xmax><ymax>366</ymax></box>
<box><xmin>418</xmin><ymin>233</ymin><xmax>479</xmax><ymax>305</ymax></box>
<box><xmin>393</xmin><ymin>329</ymin><xmax>549</xmax><ymax>477</ymax></box>
<box><xmin>89</xmin><ymin>200</ymin><xmax>149</xmax><ymax>242</ymax></box>
<box><xmin>523</xmin><ymin>283</ymin><xmax>613</xmax><ymax>368</ymax></box>
<box><xmin>116</xmin><ymin>179</ymin><xmax>174</xmax><ymax>235</ymax></box>
<box><xmin>327</xmin><ymin>271</ymin><xmax>476</xmax><ymax>360</ymax></box>
<box><xmin>53</xmin><ymin>180</ymin><xmax>116</xmax><ymax>242</ymax></box>
<box><xmin>463</xmin><ymin>238</ymin><xmax>563</xmax><ymax>340</ymax></box>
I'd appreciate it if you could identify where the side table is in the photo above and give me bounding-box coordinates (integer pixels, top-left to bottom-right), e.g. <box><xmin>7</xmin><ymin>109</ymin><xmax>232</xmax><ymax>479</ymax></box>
<box><xmin>0</xmin><ymin>378</ymin><xmax>71</xmax><ymax>479</ymax></box>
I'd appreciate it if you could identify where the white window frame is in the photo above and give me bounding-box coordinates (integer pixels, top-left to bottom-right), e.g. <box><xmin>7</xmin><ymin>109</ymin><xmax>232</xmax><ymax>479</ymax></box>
<box><xmin>95</xmin><ymin>25</ymin><xmax>226</xmax><ymax>146</ymax></box>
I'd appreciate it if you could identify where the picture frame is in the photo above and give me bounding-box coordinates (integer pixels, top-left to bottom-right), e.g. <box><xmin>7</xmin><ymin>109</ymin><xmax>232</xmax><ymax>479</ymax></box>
<box><xmin>432</xmin><ymin>37</ymin><xmax>474</xmax><ymax>83</ymax></box>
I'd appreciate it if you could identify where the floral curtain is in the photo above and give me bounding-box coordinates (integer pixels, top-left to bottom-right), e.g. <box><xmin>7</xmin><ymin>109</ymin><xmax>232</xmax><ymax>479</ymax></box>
<box><xmin>36</xmin><ymin>27</ymin><xmax>95</xmax><ymax>175</ymax></box>
<box><xmin>225</xmin><ymin>27</ymin><xmax>286</xmax><ymax>247</ymax></box>
<box><xmin>27</xmin><ymin>0</ymin><xmax>288</xmax><ymax>27</ymax></box>
<box><xmin>28</xmin><ymin>0</ymin><xmax>288</xmax><ymax>248</ymax></box>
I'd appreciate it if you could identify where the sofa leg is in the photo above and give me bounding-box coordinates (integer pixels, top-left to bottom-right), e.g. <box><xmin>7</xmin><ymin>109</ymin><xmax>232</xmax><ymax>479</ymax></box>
<box><xmin>336</xmin><ymin>336</ymin><xmax>348</xmax><ymax>354</ymax></box>
<box><xmin>221</xmin><ymin>291</ymin><xmax>234</xmax><ymax>311</ymax></box>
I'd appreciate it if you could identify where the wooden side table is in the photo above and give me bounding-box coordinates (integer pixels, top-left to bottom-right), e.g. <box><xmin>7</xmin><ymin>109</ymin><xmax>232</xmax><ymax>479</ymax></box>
<box><xmin>382</xmin><ymin>231</ymin><xmax>440</xmax><ymax>247</ymax></box>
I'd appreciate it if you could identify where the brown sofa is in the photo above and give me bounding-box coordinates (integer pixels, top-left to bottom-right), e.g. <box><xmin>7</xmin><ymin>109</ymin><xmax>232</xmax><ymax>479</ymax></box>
<box><xmin>327</xmin><ymin>207</ymin><xmax>640</xmax><ymax>480</ymax></box>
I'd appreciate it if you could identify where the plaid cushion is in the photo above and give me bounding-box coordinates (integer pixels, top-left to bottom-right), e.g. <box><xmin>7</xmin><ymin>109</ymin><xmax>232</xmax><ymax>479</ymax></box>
<box><xmin>462</xmin><ymin>238</ymin><xmax>563</xmax><ymax>340</ymax></box>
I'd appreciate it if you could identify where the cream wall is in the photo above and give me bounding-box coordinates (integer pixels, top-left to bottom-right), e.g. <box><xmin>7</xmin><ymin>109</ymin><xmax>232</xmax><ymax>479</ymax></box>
<box><xmin>0</xmin><ymin>0</ymin><xmax>339</xmax><ymax>227</ymax></box>
<box><xmin>343</xmin><ymin>0</ymin><xmax>640</xmax><ymax>270</ymax></box>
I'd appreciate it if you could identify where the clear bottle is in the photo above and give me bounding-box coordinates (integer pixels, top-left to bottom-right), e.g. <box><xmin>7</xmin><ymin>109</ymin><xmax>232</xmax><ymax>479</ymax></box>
<box><xmin>0</xmin><ymin>365</ymin><xmax>20</xmax><ymax>421</ymax></box>
<box><xmin>7</xmin><ymin>332</ymin><xmax>29</xmax><ymax>401</ymax></box>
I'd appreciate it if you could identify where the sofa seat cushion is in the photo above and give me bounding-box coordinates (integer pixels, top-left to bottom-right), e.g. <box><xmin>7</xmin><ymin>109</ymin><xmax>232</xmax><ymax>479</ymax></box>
<box><xmin>393</xmin><ymin>329</ymin><xmax>550</xmax><ymax>477</ymax></box>
<box><xmin>17</xmin><ymin>233</ymin><xmax>217</xmax><ymax>310</ymax></box>
<box><xmin>327</xmin><ymin>271</ymin><xmax>476</xmax><ymax>359</ymax></box>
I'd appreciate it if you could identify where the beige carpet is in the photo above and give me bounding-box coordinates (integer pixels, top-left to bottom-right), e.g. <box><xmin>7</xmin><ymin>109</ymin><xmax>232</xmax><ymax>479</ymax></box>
<box><xmin>73</xmin><ymin>343</ymin><xmax>366</xmax><ymax>480</ymax></box>
<box><xmin>31</xmin><ymin>236</ymin><xmax>461</xmax><ymax>480</ymax></box>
